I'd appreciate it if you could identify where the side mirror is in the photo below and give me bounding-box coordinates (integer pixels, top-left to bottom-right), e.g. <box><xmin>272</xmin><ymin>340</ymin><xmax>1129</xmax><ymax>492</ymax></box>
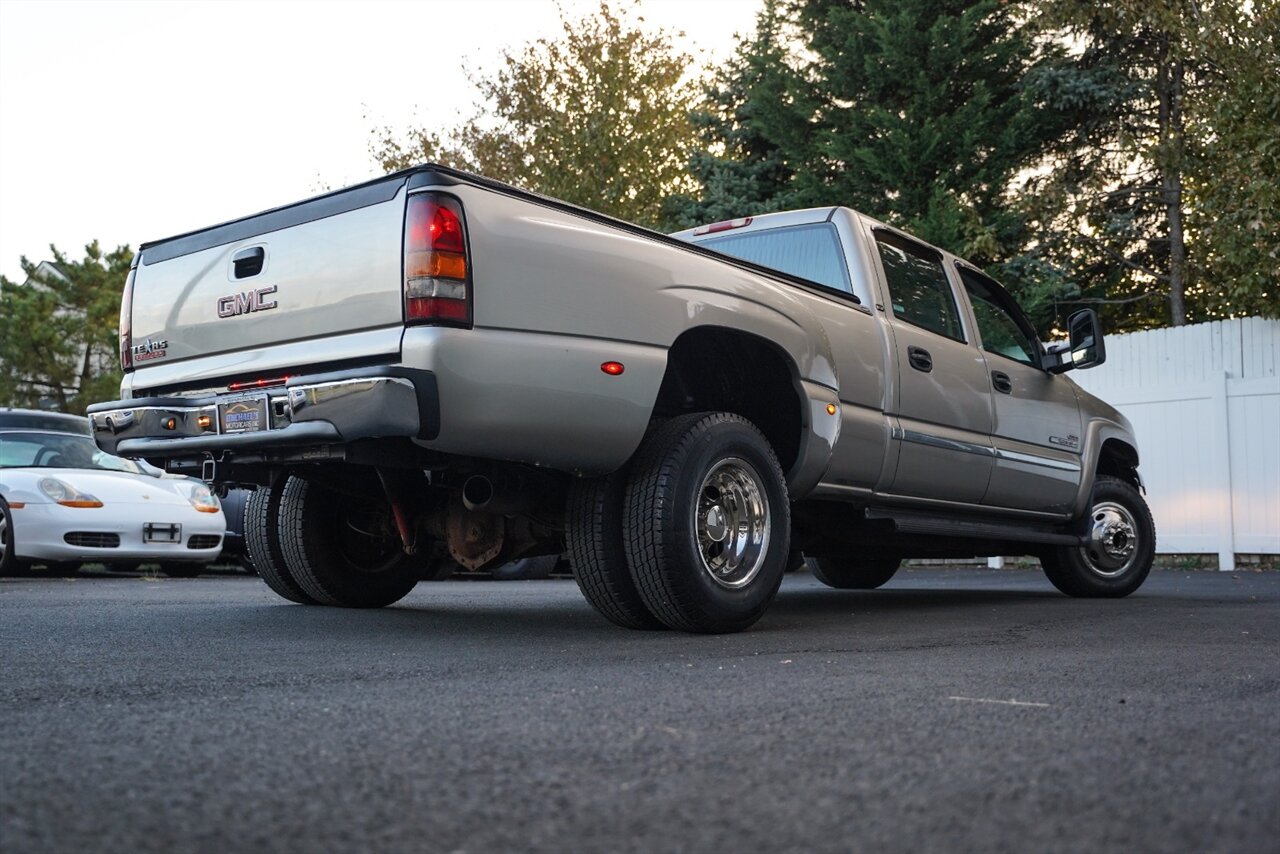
<box><xmin>1045</xmin><ymin>308</ymin><xmax>1106</xmax><ymax>373</ymax></box>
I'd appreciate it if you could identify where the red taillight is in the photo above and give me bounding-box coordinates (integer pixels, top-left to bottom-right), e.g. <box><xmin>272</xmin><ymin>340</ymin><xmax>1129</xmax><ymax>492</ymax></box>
<box><xmin>119</xmin><ymin>266</ymin><xmax>136</xmax><ymax>372</ymax></box>
<box><xmin>405</xmin><ymin>193</ymin><xmax>470</xmax><ymax>325</ymax></box>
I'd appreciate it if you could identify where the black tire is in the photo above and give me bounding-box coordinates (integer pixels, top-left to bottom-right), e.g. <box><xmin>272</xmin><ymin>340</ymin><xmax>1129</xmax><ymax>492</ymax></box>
<box><xmin>567</xmin><ymin>471</ymin><xmax>664</xmax><ymax>629</ymax></box>
<box><xmin>278</xmin><ymin>477</ymin><xmax>419</xmax><ymax>608</ymax></box>
<box><xmin>159</xmin><ymin>563</ymin><xmax>202</xmax><ymax>578</ymax></box>
<box><xmin>1041</xmin><ymin>475</ymin><xmax>1155</xmax><ymax>598</ymax></box>
<box><xmin>624</xmin><ymin>412</ymin><xmax>790</xmax><ymax>634</ymax></box>
<box><xmin>0</xmin><ymin>496</ymin><xmax>15</xmax><ymax>575</ymax></box>
<box><xmin>491</xmin><ymin>554</ymin><xmax>558</xmax><ymax>581</ymax></box>
<box><xmin>808</xmin><ymin>555</ymin><xmax>901</xmax><ymax>589</ymax></box>
<box><xmin>244</xmin><ymin>482</ymin><xmax>318</xmax><ymax>605</ymax></box>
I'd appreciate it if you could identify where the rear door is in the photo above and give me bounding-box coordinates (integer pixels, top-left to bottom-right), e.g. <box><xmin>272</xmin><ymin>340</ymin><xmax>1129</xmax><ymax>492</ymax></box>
<box><xmin>868</xmin><ymin>229</ymin><xmax>995</xmax><ymax>504</ymax></box>
<box><xmin>955</xmin><ymin>265</ymin><xmax>1083</xmax><ymax>513</ymax></box>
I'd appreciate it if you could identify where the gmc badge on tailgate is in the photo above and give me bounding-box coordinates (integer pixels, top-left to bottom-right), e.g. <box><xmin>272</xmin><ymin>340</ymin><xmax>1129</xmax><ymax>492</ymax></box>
<box><xmin>218</xmin><ymin>285</ymin><xmax>278</xmax><ymax>318</ymax></box>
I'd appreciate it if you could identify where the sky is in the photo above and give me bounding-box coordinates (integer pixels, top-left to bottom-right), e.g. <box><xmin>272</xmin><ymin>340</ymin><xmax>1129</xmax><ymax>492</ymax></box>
<box><xmin>0</xmin><ymin>0</ymin><xmax>762</xmax><ymax>281</ymax></box>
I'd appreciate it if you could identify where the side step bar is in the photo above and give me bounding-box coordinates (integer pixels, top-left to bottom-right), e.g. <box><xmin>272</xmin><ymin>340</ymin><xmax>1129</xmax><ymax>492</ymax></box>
<box><xmin>865</xmin><ymin>508</ymin><xmax>1083</xmax><ymax>546</ymax></box>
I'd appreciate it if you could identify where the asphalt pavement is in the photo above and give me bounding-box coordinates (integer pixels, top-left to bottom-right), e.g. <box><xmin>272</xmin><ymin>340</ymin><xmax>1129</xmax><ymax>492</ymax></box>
<box><xmin>1</xmin><ymin>568</ymin><xmax>1277</xmax><ymax>853</ymax></box>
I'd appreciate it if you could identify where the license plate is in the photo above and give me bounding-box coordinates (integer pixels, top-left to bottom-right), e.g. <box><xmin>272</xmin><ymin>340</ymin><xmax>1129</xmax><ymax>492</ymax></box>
<box><xmin>144</xmin><ymin>522</ymin><xmax>182</xmax><ymax>544</ymax></box>
<box><xmin>219</xmin><ymin>395</ymin><xmax>269</xmax><ymax>434</ymax></box>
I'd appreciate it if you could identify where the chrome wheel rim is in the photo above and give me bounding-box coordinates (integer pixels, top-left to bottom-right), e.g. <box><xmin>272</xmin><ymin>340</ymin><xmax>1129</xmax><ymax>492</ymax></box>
<box><xmin>694</xmin><ymin>457</ymin><xmax>770</xmax><ymax>589</ymax></box>
<box><xmin>1081</xmin><ymin>500</ymin><xmax>1139</xmax><ymax>578</ymax></box>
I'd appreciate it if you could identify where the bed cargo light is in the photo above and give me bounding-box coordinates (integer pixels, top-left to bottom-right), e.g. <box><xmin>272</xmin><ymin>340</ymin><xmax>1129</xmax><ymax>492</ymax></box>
<box><xmin>692</xmin><ymin>217</ymin><xmax>753</xmax><ymax>236</ymax></box>
<box><xmin>404</xmin><ymin>193</ymin><xmax>470</xmax><ymax>324</ymax></box>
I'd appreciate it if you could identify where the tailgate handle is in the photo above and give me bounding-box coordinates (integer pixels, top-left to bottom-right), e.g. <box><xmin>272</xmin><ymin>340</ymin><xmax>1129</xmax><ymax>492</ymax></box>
<box><xmin>232</xmin><ymin>246</ymin><xmax>265</xmax><ymax>279</ymax></box>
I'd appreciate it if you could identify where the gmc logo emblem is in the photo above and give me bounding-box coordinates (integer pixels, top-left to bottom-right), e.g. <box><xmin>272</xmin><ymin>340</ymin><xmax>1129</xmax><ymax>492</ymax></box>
<box><xmin>218</xmin><ymin>285</ymin><xmax>278</xmax><ymax>318</ymax></box>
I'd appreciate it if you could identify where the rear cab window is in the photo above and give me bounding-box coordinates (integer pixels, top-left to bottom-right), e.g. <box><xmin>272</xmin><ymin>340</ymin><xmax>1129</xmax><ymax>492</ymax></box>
<box><xmin>695</xmin><ymin>223</ymin><xmax>855</xmax><ymax>299</ymax></box>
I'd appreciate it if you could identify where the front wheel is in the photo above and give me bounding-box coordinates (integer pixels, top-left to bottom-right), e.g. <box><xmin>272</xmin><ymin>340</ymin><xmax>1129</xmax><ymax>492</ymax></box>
<box><xmin>623</xmin><ymin>412</ymin><xmax>790</xmax><ymax>634</ymax></box>
<box><xmin>278</xmin><ymin>477</ymin><xmax>419</xmax><ymax>608</ymax></box>
<box><xmin>1041</xmin><ymin>475</ymin><xmax>1155</xmax><ymax>597</ymax></box>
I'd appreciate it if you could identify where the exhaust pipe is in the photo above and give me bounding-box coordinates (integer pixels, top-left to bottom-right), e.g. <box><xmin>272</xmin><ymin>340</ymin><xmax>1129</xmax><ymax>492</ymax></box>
<box><xmin>462</xmin><ymin>472</ymin><xmax>553</xmax><ymax>517</ymax></box>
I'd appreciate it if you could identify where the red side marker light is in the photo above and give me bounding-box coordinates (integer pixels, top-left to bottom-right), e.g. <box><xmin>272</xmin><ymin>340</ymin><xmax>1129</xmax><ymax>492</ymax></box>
<box><xmin>601</xmin><ymin>361</ymin><xmax>625</xmax><ymax>376</ymax></box>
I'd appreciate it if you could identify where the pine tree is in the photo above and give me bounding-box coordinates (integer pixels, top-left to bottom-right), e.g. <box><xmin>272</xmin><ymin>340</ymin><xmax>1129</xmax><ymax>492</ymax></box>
<box><xmin>0</xmin><ymin>242</ymin><xmax>130</xmax><ymax>413</ymax></box>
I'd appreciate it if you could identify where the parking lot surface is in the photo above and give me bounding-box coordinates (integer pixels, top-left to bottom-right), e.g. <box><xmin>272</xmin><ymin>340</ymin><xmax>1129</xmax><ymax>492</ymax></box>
<box><xmin>2</xmin><ymin>568</ymin><xmax>1277</xmax><ymax>853</ymax></box>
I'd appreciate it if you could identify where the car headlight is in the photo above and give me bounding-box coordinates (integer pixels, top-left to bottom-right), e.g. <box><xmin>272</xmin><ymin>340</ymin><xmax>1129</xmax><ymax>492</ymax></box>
<box><xmin>39</xmin><ymin>477</ymin><xmax>103</xmax><ymax>508</ymax></box>
<box><xmin>183</xmin><ymin>483</ymin><xmax>221</xmax><ymax>514</ymax></box>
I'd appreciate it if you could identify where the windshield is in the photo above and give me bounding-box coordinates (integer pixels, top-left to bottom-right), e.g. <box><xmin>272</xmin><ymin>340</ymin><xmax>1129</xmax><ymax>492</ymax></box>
<box><xmin>0</xmin><ymin>431</ymin><xmax>145</xmax><ymax>474</ymax></box>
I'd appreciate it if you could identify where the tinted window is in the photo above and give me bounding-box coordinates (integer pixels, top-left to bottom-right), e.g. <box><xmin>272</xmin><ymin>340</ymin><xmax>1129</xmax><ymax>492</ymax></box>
<box><xmin>698</xmin><ymin>223</ymin><xmax>852</xmax><ymax>293</ymax></box>
<box><xmin>873</xmin><ymin>231</ymin><xmax>964</xmax><ymax>341</ymax></box>
<box><xmin>958</xmin><ymin>267</ymin><xmax>1039</xmax><ymax>366</ymax></box>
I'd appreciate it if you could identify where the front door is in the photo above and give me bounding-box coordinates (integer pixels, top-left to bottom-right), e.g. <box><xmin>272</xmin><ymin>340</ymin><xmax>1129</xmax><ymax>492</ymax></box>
<box><xmin>956</xmin><ymin>265</ymin><xmax>1083</xmax><ymax>514</ymax></box>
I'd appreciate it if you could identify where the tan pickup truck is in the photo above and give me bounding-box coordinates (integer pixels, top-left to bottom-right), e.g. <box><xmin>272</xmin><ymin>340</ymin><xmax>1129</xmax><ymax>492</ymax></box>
<box><xmin>90</xmin><ymin>165</ymin><xmax>1154</xmax><ymax>633</ymax></box>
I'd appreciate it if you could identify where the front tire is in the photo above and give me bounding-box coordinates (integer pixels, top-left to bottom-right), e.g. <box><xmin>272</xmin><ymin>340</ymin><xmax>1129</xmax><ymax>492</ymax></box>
<box><xmin>278</xmin><ymin>477</ymin><xmax>419</xmax><ymax>608</ymax></box>
<box><xmin>808</xmin><ymin>555</ymin><xmax>901</xmax><ymax>589</ymax></box>
<box><xmin>624</xmin><ymin>412</ymin><xmax>790</xmax><ymax>634</ymax></box>
<box><xmin>1041</xmin><ymin>475</ymin><xmax>1155</xmax><ymax>597</ymax></box>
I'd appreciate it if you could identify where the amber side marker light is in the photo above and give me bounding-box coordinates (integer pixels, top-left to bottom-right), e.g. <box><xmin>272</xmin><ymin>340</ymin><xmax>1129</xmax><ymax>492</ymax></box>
<box><xmin>8</xmin><ymin>502</ymin><xmax>24</xmax><ymax>509</ymax></box>
<box><xmin>601</xmin><ymin>362</ymin><xmax>625</xmax><ymax>376</ymax></box>
<box><xmin>826</xmin><ymin>403</ymin><xmax>838</xmax><ymax>415</ymax></box>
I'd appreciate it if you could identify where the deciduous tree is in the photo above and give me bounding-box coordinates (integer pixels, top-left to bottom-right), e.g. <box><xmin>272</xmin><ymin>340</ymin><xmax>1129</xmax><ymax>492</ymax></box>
<box><xmin>371</xmin><ymin>2</ymin><xmax>699</xmax><ymax>229</ymax></box>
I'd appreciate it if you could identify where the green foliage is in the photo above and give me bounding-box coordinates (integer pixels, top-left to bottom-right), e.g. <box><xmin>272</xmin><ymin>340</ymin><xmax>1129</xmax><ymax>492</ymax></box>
<box><xmin>662</xmin><ymin>0</ymin><xmax>803</xmax><ymax>230</ymax></box>
<box><xmin>371</xmin><ymin>2</ymin><xmax>699</xmax><ymax>229</ymax></box>
<box><xmin>1185</xmin><ymin>1</ymin><xmax>1280</xmax><ymax>319</ymax></box>
<box><xmin>0</xmin><ymin>242</ymin><xmax>129</xmax><ymax>414</ymax></box>
<box><xmin>1013</xmin><ymin>0</ymin><xmax>1279</xmax><ymax>328</ymax></box>
<box><xmin>673</xmin><ymin>0</ymin><xmax>1277</xmax><ymax>332</ymax></box>
<box><xmin>667</xmin><ymin>0</ymin><xmax>1077</xmax><ymax>328</ymax></box>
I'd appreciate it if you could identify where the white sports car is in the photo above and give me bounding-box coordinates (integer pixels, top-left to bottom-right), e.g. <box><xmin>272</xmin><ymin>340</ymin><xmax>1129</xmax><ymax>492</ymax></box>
<box><xmin>0</xmin><ymin>429</ymin><xmax>225</xmax><ymax>576</ymax></box>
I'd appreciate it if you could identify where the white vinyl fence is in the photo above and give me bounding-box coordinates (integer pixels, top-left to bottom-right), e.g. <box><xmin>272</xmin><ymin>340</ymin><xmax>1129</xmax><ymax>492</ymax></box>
<box><xmin>1071</xmin><ymin>317</ymin><xmax>1280</xmax><ymax>571</ymax></box>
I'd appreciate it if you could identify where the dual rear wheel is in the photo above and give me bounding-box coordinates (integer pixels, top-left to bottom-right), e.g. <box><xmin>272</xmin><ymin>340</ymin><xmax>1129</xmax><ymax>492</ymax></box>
<box><xmin>569</xmin><ymin>412</ymin><xmax>792</xmax><ymax>634</ymax></box>
<box><xmin>243</xmin><ymin>476</ymin><xmax>419</xmax><ymax>608</ymax></box>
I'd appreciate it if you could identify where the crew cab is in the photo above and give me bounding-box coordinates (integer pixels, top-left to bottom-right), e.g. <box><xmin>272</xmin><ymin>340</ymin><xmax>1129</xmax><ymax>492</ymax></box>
<box><xmin>89</xmin><ymin>165</ymin><xmax>1154</xmax><ymax>632</ymax></box>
